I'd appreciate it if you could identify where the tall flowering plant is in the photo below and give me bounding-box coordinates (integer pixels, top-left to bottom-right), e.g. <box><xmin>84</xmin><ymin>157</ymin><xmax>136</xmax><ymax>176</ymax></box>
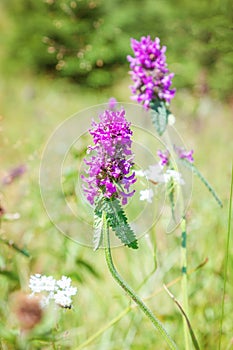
<box><xmin>82</xmin><ymin>108</ymin><xmax>138</xmax><ymax>250</ymax></box>
<box><xmin>128</xmin><ymin>35</ymin><xmax>222</xmax><ymax>209</ymax></box>
<box><xmin>127</xmin><ymin>35</ymin><xmax>222</xmax><ymax>350</ymax></box>
<box><xmin>82</xmin><ymin>107</ymin><xmax>178</xmax><ymax>349</ymax></box>
<box><xmin>79</xmin><ymin>36</ymin><xmax>222</xmax><ymax>350</ymax></box>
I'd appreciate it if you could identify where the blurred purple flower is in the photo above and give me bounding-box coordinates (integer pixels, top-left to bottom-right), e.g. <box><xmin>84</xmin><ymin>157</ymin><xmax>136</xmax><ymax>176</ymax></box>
<box><xmin>108</xmin><ymin>97</ymin><xmax>117</xmax><ymax>110</ymax></box>
<box><xmin>127</xmin><ymin>36</ymin><xmax>176</xmax><ymax>109</ymax></box>
<box><xmin>158</xmin><ymin>146</ymin><xmax>194</xmax><ymax>167</ymax></box>
<box><xmin>2</xmin><ymin>165</ymin><xmax>27</xmax><ymax>185</ymax></box>
<box><xmin>174</xmin><ymin>146</ymin><xmax>194</xmax><ymax>163</ymax></box>
<box><xmin>82</xmin><ymin>108</ymin><xmax>136</xmax><ymax>205</ymax></box>
<box><xmin>157</xmin><ymin>149</ymin><xmax>170</xmax><ymax>166</ymax></box>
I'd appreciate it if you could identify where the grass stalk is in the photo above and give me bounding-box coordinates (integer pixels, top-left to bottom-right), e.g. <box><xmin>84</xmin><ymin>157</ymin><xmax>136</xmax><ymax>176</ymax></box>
<box><xmin>181</xmin><ymin>218</ymin><xmax>190</xmax><ymax>350</ymax></box>
<box><xmin>218</xmin><ymin>164</ymin><xmax>233</xmax><ymax>349</ymax></box>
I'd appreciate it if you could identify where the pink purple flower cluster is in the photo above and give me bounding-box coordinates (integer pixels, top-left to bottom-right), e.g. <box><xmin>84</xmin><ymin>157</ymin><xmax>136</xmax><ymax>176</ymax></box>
<box><xmin>82</xmin><ymin>108</ymin><xmax>136</xmax><ymax>205</ymax></box>
<box><xmin>174</xmin><ymin>146</ymin><xmax>194</xmax><ymax>163</ymax></box>
<box><xmin>158</xmin><ymin>146</ymin><xmax>194</xmax><ymax>166</ymax></box>
<box><xmin>127</xmin><ymin>36</ymin><xmax>176</xmax><ymax>109</ymax></box>
<box><xmin>157</xmin><ymin>149</ymin><xmax>170</xmax><ymax>166</ymax></box>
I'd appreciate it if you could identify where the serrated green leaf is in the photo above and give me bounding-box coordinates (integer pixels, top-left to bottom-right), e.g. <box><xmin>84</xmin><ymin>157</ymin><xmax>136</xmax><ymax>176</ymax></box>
<box><xmin>150</xmin><ymin>100</ymin><xmax>170</xmax><ymax>136</ymax></box>
<box><xmin>104</xmin><ymin>198</ymin><xmax>138</xmax><ymax>249</ymax></box>
<box><xmin>93</xmin><ymin>196</ymin><xmax>138</xmax><ymax>249</ymax></box>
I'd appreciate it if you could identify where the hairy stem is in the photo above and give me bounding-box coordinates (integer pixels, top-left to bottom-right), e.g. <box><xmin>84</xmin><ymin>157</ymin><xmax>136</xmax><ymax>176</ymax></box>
<box><xmin>74</xmin><ymin>258</ymin><xmax>208</xmax><ymax>350</ymax></box>
<box><xmin>103</xmin><ymin>212</ymin><xmax>178</xmax><ymax>350</ymax></box>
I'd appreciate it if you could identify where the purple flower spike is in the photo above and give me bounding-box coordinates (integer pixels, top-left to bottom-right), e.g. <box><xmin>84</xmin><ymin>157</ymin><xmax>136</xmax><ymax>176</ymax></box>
<box><xmin>82</xmin><ymin>108</ymin><xmax>136</xmax><ymax>205</ymax></box>
<box><xmin>127</xmin><ymin>36</ymin><xmax>176</xmax><ymax>109</ymax></box>
<box><xmin>157</xmin><ymin>149</ymin><xmax>170</xmax><ymax>166</ymax></box>
<box><xmin>174</xmin><ymin>146</ymin><xmax>194</xmax><ymax>163</ymax></box>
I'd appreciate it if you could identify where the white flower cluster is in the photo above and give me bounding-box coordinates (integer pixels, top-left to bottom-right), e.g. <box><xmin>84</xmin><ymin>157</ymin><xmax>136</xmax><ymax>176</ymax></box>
<box><xmin>136</xmin><ymin>163</ymin><xmax>185</xmax><ymax>203</ymax></box>
<box><xmin>29</xmin><ymin>274</ymin><xmax>77</xmax><ymax>308</ymax></box>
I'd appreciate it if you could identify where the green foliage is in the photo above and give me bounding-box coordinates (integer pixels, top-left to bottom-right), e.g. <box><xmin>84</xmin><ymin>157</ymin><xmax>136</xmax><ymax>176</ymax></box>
<box><xmin>94</xmin><ymin>196</ymin><xmax>138</xmax><ymax>249</ymax></box>
<box><xmin>0</xmin><ymin>72</ymin><xmax>232</xmax><ymax>349</ymax></box>
<box><xmin>168</xmin><ymin>178</ymin><xmax>176</xmax><ymax>221</ymax></box>
<box><xmin>150</xmin><ymin>100</ymin><xmax>170</xmax><ymax>136</ymax></box>
<box><xmin>2</xmin><ymin>0</ymin><xmax>232</xmax><ymax>98</ymax></box>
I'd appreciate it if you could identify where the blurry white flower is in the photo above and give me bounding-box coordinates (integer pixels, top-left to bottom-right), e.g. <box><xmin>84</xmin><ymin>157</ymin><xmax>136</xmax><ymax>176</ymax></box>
<box><xmin>164</xmin><ymin>170</ymin><xmax>185</xmax><ymax>185</ymax></box>
<box><xmin>139</xmin><ymin>189</ymin><xmax>154</xmax><ymax>203</ymax></box>
<box><xmin>29</xmin><ymin>274</ymin><xmax>56</xmax><ymax>293</ymax></box>
<box><xmin>29</xmin><ymin>274</ymin><xmax>77</xmax><ymax>309</ymax></box>
<box><xmin>134</xmin><ymin>169</ymin><xmax>145</xmax><ymax>177</ymax></box>
<box><xmin>144</xmin><ymin>164</ymin><xmax>165</xmax><ymax>183</ymax></box>
<box><xmin>57</xmin><ymin>276</ymin><xmax>72</xmax><ymax>289</ymax></box>
<box><xmin>168</xmin><ymin>114</ymin><xmax>176</xmax><ymax>125</ymax></box>
<box><xmin>53</xmin><ymin>291</ymin><xmax>73</xmax><ymax>308</ymax></box>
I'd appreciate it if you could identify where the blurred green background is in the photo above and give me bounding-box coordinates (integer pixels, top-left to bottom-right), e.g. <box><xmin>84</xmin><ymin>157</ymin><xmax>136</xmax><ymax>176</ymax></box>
<box><xmin>1</xmin><ymin>0</ymin><xmax>233</xmax><ymax>98</ymax></box>
<box><xmin>0</xmin><ymin>1</ymin><xmax>233</xmax><ymax>349</ymax></box>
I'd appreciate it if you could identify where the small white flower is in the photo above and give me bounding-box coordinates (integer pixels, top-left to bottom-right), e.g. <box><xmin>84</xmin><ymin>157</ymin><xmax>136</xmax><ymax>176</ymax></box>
<box><xmin>29</xmin><ymin>274</ymin><xmax>56</xmax><ymax>294</ymax></box>
<box><xmin>29</xmin><ymin>274</ymin><xmax>77</xmax><ymax>308</ymax></box>
<box><xmin>134</xmin><ymin>169</ymin><xmax>145</xmax><ymax>177</ymax></box>
<box><xmin>53</xmin><ymin>290</ymin><xmax>73</xmax><ymax>308</ymax></box>
<box><xmin>164</xmin><ymin>170</ymin><xmax>185</xmax><ymax>185</ymax></box>
<box><xmin>144</xmin><ymin>164</ymin><xmax>166</xmax><ymax>183</ymax></box>
<box><xmin>139</xmin><ymin>189</ymin><xmax>154</xmax><ymax>203</ymax></box>
<box><xmin>42</xmin><ymin>276</ymin><xmax>57</xmax><ymax>292</ymax></box>
<box><xmin>168</xmin><ymin>114</ymin><xmax>176</xmax><ymax>126</ymax></box>
<box><xmin>57</xmin><ymin>276</ymin><xmax>72</xmax><ymax>289</ymax></box>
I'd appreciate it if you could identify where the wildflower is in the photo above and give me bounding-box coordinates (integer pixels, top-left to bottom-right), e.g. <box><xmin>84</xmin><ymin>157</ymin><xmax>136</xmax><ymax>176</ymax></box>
<box><xmin>164</xmin><ymin>169</ymin><xmax>185</xmax><ymax>185</ymax></box>
<box><xmin>108</xmin><ymin>97</ymin><xmax>117</xmax><ymax>110</ymax></box>
<box><xmin>2</xmin><ymin>164</ymin><xmax>27</xmax><ymax>185</ymax></box>
<box><xmin>82</xmin><ymin>108</ymin><xmax>136</xmax><ymax>205</ymax></box>
<box><xmin>144</xmin><ymin>163</ymin><xmax>166</xmax><ymax>184</ymax></box>
<box><xmin>29</xmin><ymin>274</ymin><xmax>56</xmax><ymax>294</ymax></box>
<box><xmin>168</xmin><ymin>114</ymin><xmax>176</xmax><ymax>126</ymax></box>
<box><xmin>134</xmin><ymin>169</ymin><xmax>145</xmax><ymax>177</ymax></box>
<box><xmin>127</xmin><ymin>36</ymin><xmax>176</xmax><ymax>109</ymax></box>
<box><xmin>157</xmin><ymin>149</ymin><xmax>170</xmax><ymax>166</ymax></box>
<box><xmin>29</xmin><ymin>274</ymin><xmax>77</xmax><ymax>309</ymax></box>
<box><xmin>139</xmin><ymin>189</ymin><xmax>154</xmax><ymax>203</ymax></box>
<box><xmin>174</xmin><ymin>146</ymin><xmax>194</xmax><ymax>163</ymax></box>
<box><xmin>158</xmin><ymin>146</ymin><xmax>194</xmax><ymax>166</ymax></box>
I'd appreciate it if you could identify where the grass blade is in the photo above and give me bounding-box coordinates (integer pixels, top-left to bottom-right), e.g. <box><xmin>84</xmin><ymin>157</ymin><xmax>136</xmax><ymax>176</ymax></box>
<box><xmin>218</xmin><ymin>163</ymin><xmax>233</xmax><ymax>349</ymax></box>
<box><xmin>163</xmin><ymin>284</ymin><xmax>200</xmax><ymax>350</ymax></box>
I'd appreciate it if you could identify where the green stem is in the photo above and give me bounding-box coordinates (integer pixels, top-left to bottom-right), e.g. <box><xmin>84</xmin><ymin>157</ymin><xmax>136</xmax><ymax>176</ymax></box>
<box><xmin>219</xmin><ymin>163</ymin><xmax>233</xmax><ymax>350</ymax></box>
<box><xmin>103</xmin><ymin>212</ymin><xmax>178</xmax><ymax>350</ymax></box>
<box><xmin>181</xmin><ymin>218</ymin><xmax>190</xmax><ymax>350</ymax></box>
<box><xmin>74</xmin><ymin>258</ymin><xmax>208</xmax><ymax>350</ymax></box>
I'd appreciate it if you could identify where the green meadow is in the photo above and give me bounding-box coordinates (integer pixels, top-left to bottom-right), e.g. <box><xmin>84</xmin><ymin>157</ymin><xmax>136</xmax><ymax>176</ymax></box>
<box><xmin>0</xmin><ymin>1</ymin><xmax>232</xmax><ymax>349</ymax></box>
